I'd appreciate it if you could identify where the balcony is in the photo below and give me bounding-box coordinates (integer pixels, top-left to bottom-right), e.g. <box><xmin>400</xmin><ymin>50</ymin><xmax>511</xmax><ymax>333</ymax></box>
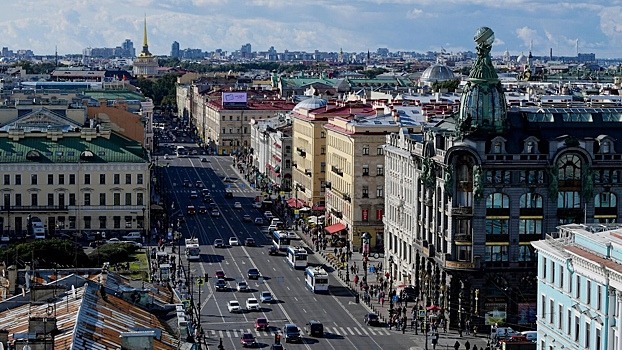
<box><xmin>443</xmin><ymin>260</ymin><xmax>476</xmax><ymax>270</ymax></box>
<box><xmin>454</xmin><ymin>233</ymin><xmax>472</xmax><ymax>242</ymax></box>
<box><xmin>2</xmin><ymin>205</ymin><xmax>69</xmax><ymax>213</ymax></box>
<box><xmin>325</xmin><ymin>182</ymin><xmax>331</xmax><ymax>189</ymax></box>
<box><xmin>331</xmin><ymin>165</ymin><xmax>343</xmax><ymax>177</ymax></box>
<box><xmin>450</xmin><ymin>206</ymin><xmax>473</xmax><ymax>216</ymax></box>
<box><xmin>343</xmin><ymin>193</ymin><xmax>351</xmax><ymax>202</ymax></box>
<box><xmin>305</xmin><ymin>169</ymin><xmax>312</xmax><ymax>177</ymax></box>
<box><xmin>422</xmin><ymin>243</ymin><xmax>435</xmax><ymax>258</ymax></box>
<box><xmin>331</xmin><ymin>208</ymin><xmax>343</xmax><ymax>219</ymax></box>
<box><xmin>296</xmin><ymin>148</ymin><xmax>306</xmax><ymax>157</ymax></box>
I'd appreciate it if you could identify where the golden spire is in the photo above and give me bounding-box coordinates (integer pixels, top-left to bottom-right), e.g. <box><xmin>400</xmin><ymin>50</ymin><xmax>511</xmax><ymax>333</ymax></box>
<box><xmin>139</xmin><ymin>14</ymin><xmax>152</xmax><ymax>57</ymax></box>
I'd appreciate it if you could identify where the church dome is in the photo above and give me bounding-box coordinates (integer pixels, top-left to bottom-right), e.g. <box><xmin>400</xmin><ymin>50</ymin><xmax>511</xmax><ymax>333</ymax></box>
<box><xmin>293</xmin><ymin>96</ymin><xmax>327</xmax><ymax>111</ymax></box>
<box><xmin>420</xmin><ymin>64</ymin><xmax>455</xmax><ymax>84</ymax></box>
<box><xmin>517</xmin><ymin>53</ymin><xmax>528</xmax><ymax>64</ymax></box>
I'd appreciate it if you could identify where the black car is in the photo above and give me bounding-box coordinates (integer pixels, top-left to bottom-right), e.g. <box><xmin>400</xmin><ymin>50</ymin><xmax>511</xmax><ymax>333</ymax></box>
<box><xmin>306</xmin><ymin>320</ymin><xmax>324</xmax><ymax>337</ymax></box>
<box><xmin>215</xmin><ymin>279</ymin><xmax>228</xmax><ymax>291</ymax></box>
<box><xmin>245</xmin><ymin>238</ymin><xmax>256</xmax><ymax>247</ymax></box>
<box><xmin>364</xmin><ymin>313</ymin><xmax>380</xmax><ymax>326</ymax></box>
<box><xmin>401</xmin><ymin>286</ymin><xmax>418</xmax><ymax>302</ymax></box>
<box><xmin>268</xmin><ymin>246</ymin><xmax>279</xmax><ymax>256</ymax></box>
<box><xmin>247</xmin><ymin>268</ymin><xmax>260</xmax><ymax>280</ymax></box>
<box><xmin>198</xmin><ymin>206</ymin><xmax>207</xmax><ymax>214</ymax></box>
<box><xmin>283</xmin><ymin>324</ymin><xmax>301</xmax><ymax>343</ymax></box>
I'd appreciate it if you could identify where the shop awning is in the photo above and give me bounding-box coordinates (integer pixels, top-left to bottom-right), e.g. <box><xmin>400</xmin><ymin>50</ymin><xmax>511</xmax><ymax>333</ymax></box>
<box><xmin>312</xmin><ymin>204</ymin><xmax>325</xmax><ymax>211</ymax></box>
<box><xmin>325</xmin><ymin>223</ymin><xmax>346</xmax><ymax>234</ymax></box>
<box><xmin>286</xmin><ymin>198</ymin><xmax>305</xmax><ymax>209</ymax></box>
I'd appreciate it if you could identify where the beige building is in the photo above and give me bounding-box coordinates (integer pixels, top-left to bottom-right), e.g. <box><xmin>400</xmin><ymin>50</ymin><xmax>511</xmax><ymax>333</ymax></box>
<box><xmin>132</xmin><ymin>17</ymin><xmax>159</xmax><ymax>77</ymax></box>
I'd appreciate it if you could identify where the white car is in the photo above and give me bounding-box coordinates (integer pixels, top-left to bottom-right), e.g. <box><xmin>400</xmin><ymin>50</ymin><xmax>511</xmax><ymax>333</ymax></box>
<box><xmin>268</xmin><ymin>224</ymin><xmax>278</xmax><ymax>232</ymax></box>
<box><xmin>229</xmin><ymin>237</ymin><xmax>239</xmax><ymax>246</ymax></box>
<box><xmin>264</xmin><ymin>211</ymin><xmax>274</xmax><ymax>220</ymax></box>
<box><xmin>252</xmin><ymin>202</ymin><xmax>262</xmax><ymax>209</ymax></box>
<box><xmin>237</xmin><ymin>281</ymin><xmax>249</xmax><ymax>292</ymax></box>
<box><xmin>285</xmin><ymin>231</ymin><xmax>297</xmax><ymax>239</ymax></box>
<box><xmin>246</xmin><ymin>298</ymin><xmax>260</xmax><ymax>311</ymax></box>
<box><xmin>227</xmin><ymin>300</ymin><xmax>241</xmax><ymax>313</ymax></box>
<box><xmin>234</xmin><ymin>201</ymin><xmax>242</xmax><ymax>209</ymax></box>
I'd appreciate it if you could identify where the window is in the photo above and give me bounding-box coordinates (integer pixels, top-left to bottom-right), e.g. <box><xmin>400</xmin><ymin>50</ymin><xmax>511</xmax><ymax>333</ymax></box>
<box><xmin>3</xmin><ymin>174</ymin><xmax>9</xmax><ymax>185</ymax></box>
<box><xmin>68</xmin><ymin>216</ymin><xmax>76</xmax><ymax>229</ymax></box>
<box><xmin>486</xmin><ymin>192</ymin><xmax>510</xmax><ymax>208</ymax></box>
<box><xmin>58</xmin><ymin>174</ymin><xmax>64</xmax><ymax>185</ymax></box>
<box><xmin>558</xmin><ymin>154</ymin><xmax>582</xmax><ymax>181</ymax></box>
<box><xmin>558</xmin><ymin>304</ymin><xmax>563</xmax><ymax>329</ymax></box>
<box><xmin>362</xmin><ymin>186</ymin><xmax>369</xmax><ymax>198</ymax></box>
<box><xmin>484</xmin><ymin>245</ymin><xmax>509</xmax><ymax>262</ymax></box>
<box><xmin>549</xmin><ymin>299</ymin><xmax>554</xmax><ymax>323</ymax></box>
<box><xmin>574</xmin><ymin>316</ymin><xmax>579</xmax><ymax>341</ymax></box>
<box><xmin>126</xmin><ymin>174</ymin><xmax>131</xmax><ymax>184</ymax></box>
<box><xmin>551</xmin><ymin>263</ymin><xmax>556</xmax><ymax>284</ymax></box>
<box><xmin>113</xmin><ymin>193</ymin><xmax>120</xmax><ymax>206</ymax></box>
<box><xmin>69</xmin><ymin>174</ymin><xmax>75</xmax><ymax>185</ymax></box>
<box><xmin>47</xmin><ymin>193</ymin><xmax>54</xmax><ymax>206</ymax></box>
<box><xmin>84</xmin><ymin>216</ymin><xmax>91</xmax><ymax>229</ymax></box>
<box><xmin>587</xmin><ymin>280</ymin><xmax>591</xmax><ymax>305</ymax></box>
<box><xmin>320</xmin><ymin>146</ymin><xmax>325</xmax><ymax>155</ymax></box>
<box><xmin>558</xmin><ymin>191</ymin><xmax>581</xmax><ymax>208</ymax></box>
<box><xmin>84</xmin><ymin>174</ymin><xmax>90</xmax><ymax>185</ymax></box>
<box><xmin>31</xmin><ymin>174</ymin><xmax>37</xmax><ymax>185</ymax></box>
<box><xmin>320</xmin><ymin>162</ymin><xmax>326</xmax><ymax>173</ymax></box>
<box><xmin>377</xmin><ymin>185</ymin><xmax>384</xmax><ymax>198</ymax></box>
<box><xmin>320</xmin><ymin>131</ymin><xmax>325</xmax><ymax>138</ymax></box>
<box><xmin>376</xmin><ymin>209</ymin><xmax>383</xmax><ymax>221</ymax></box>
<box><xmin>99</xmin><ymin>216</ymin><xmax>106</xmax><ymax>229</ymax></box>
<box><xmin>596</xmin><ymin>328</ymin><xmax>601</xmax><ymax>350</ymax></box>
<box><xmin>137</xmin><ymin>193</ymin><xmax>144</xmax><ymax>206</ymax></box>
<box><xmin>585</xmin><ymin>322</ymin><xmax>590</xmax><ymax>348</ymax></box>
<box><xmin>15</xmin><ymin>174</ymin><xmax>21</xmax><ymax>185</ymax></box>
<box><xmin>597</xmin><ymin>285</ymin><xmax>602</xmax><ymax>310</ymax></box>
<box><xmin>376</xmin><ymin>165</ymin><xmax>384</xmax><ymax>176</ymax></box>
<box><xmin>567</xmin><ymin>309</ymin><xmax>571</xmax><ymax>335</ymax></box>
<box><xmin>125</xmin><ymin>216</ymin><xmax>132</xmax><ymax>228</ymax></box>
<box><xmin>137</xmin><ymin>174</ymin><xmax>143</xmax><ymax>185</ymax></box>
<box><xmin>113</xmin><ymin>216</ymin><xmax>121</xmax><ymax>229</ymax></box>
<box><xmin>540</xmin><ymin>295</ymin><xmax>545</xmax><ymax>318</ymax></box>
<box><xmin>362</xmin><ymin>165</ymin><xmax>369</xmax><ymax>176</ymax></box>
<box><xmin>377</xmin><ymin>146</ymin><xmax>384</xmax><ymax>155</ymax></box>
<box><xmin>125</xmin><ymin>193</ymin><xmax>132</xmax><ymax>205</ymax></box>
<box><xmin>485</xmin><ymin>219</ymin><xmax>508</xmax><ymax>235</ymax></box>
<box><xmin>69</xmin><ymin>194</ymin><xmax>76</xmax><ymax>206</ymax></box>
<box><xmin>47</xmin><ymin>174</ymin><xmax>53</xmax><ymax>185</ymax></box>
<box><xmin>560</xmin><ymin>267</ymin><xmax>564</xmax><ymax>289</ymax></box>
<box><xmin>363</xmin><ymin>145</ymin><xmax>369</xmax><ymax>155</ymax></box>
<box><xmin>362</xmin><ymin>209</ymin><xmax>369</xmax><ymax>222</ymax></box>
<box><xmin>576</xmin><ymin>277</ymin><xmax>581</xmax><ymax>298</ymax></box>
<box><xmin>15</xmin><ymin>193</ymin><xmax>21</xmax><ymax>206</ymax></box>
<box><xmin>100</xmin><ymin>174</ymin><xmax>106</xmax><ymax>184</ymax></box>
<box><xmin>542</xmin><ymin>258</ymin><xmax>547</xmax><ymax>279</ymax></box>
<box><xmin>84</xmin><ymin>193</ymin><xmax>91</xmax><ymax>206</ymax></box>
<box><xmin>113</xmin><ymin>174</ymin><xmax>120</xmax><ymax>184</ymax></box>
<box><xmin>518</xmin><ymin>245</ymin><xmax>536</xmax><ymax>261</ymax></box>
<box><xmin>99</xmin><ymin>193</ymin><xmax>106</xmax><ymax>206</ymax></box>
<box><xmin>519</xmin><ymin>219</ymin><xmax>542</xmax><ymax>235</ymax></box>
<box><xmin>31</xmin><ymin>193</ymin><xmax>38</xmax><ymax>206</ymax></box>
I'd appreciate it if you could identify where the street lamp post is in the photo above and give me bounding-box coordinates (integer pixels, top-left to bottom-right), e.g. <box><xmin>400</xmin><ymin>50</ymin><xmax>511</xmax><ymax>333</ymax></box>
<box><xmin>424</xmin><ymin>279</ymin><xmax>429</xmax><ymax>350</ymax></box>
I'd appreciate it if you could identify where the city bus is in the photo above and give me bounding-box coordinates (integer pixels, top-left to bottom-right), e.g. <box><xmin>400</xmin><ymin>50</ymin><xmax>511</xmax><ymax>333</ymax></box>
<box><xmin>272</xmin><ymin>231</ymin><xmax>291</xmax><ymax>251</ymax></box>
<box><xmin>286</xmin><ymin>246</ymin><xmax>308</xmax><ymax>269</ymax></box>
<box><xmin>304</xmin><ymin>266</ymin><xmax>329</xmax><ymax>293</ymax></box>
<box><xmin>176</xmin><ymin>145</ymin><xmax>187</xmax><ymax>157</ymax></box>
<box><xmin>185</xmin><ymin>237</ymin><xmax>201</xmax><ymax>261</ymax></box>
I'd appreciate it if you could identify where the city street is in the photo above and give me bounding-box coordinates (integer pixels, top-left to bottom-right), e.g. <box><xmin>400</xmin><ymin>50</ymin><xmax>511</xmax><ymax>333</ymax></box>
<box><xmin>156</xmin><ymin>152</ymin><xmax>414</xmax><ymax>349</ymax></box>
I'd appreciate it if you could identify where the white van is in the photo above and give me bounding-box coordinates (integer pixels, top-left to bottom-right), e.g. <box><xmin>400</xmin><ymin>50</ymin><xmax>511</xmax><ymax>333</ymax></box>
<box><xmin>32</xmin><ymin>223</ymin><xmax>46</xmax><ymax>239</ymax></box>
<box><xmin>520</xmin><ymin>330</ymin><xmax>537</xmax><ymax>342</ymax></box>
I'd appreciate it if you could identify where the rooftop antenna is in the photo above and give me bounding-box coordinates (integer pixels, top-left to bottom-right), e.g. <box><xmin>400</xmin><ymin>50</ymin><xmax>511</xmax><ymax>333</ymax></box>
<box><xmin>55</xmin><ymin>45</ymin><xmax>58</xmax><ymax>67</ymax></box>
<box><xmin>576</xmin><ymin>39</ymin><xmax>579</xmax><ymax>56</ymax></box>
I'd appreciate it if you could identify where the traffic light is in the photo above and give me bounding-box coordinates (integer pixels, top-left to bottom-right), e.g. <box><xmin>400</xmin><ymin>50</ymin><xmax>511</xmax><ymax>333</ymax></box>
<box><xmin>274</xmin><ymin>334</ymin><xmax>281</xmax><ymax>344</ymax></box>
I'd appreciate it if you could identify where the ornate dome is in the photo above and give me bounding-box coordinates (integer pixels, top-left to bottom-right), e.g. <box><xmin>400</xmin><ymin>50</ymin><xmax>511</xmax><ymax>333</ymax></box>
<box><xmin>293</xmin><ymin>96</ymin><xmax>328</xmax><ymax>111</ymax></box>
<box><xmin>420</xmin><ymin>64</ymin><xmax>455</xmax><ymax>84</ymax></box>
<box><xmin>517</xmin><ymin>53</ymin><xmax>528</xmax><ymax>64</ymax></box>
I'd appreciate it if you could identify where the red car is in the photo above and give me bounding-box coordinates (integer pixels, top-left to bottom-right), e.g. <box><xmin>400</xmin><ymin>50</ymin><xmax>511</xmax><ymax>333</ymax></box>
<box><xmin>215</xmin><ymin>270</ymin><xmax>225</xmax><ymax>279</ymax></box>
<box><xmin>240</xmin><ymin>332</ymin><xmax>257</xmax><ymax>347</ymax></box>
<box><xmin>255</xmin><ymin>317</ymin><xmax>269</xmax><ymax>331</ymax></box>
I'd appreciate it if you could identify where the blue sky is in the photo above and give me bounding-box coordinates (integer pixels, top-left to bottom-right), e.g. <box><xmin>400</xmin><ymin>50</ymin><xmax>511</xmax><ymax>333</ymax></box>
<box><xmin>1</xmin><ymin>0</ymin><xmax>621</xmax><ymax>58</ymax></box>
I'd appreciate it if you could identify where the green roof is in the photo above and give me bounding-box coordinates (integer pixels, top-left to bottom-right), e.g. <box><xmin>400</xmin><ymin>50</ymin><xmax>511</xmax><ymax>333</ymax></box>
<box><xmin>83</xmin><ymin>90</ymin><xmax>146</xmax><ymax>102</ymax></box>
<box><xmin>281</xmin><ymin>78</ymin><xmax>341</xmax><ymax>89</ymax></box>
<box><xmin>0</xmin><ymin>133</ymin><xmax>149</xmax><ymax>164</ymax></box>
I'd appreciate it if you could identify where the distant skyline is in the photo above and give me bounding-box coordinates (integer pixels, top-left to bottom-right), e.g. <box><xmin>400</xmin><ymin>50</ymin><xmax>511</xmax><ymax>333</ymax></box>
<box><xmin>1</xmin><ymin>0</ymin><xmax>621</xmax><ymax>58</ymax></box>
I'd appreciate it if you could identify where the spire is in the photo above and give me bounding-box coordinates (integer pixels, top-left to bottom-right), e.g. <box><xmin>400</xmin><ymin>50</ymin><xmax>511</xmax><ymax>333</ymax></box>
<box><xmin>139</xmin><ymin>15</ymin><xmax>151</xmax><ymax>57</ymax></box>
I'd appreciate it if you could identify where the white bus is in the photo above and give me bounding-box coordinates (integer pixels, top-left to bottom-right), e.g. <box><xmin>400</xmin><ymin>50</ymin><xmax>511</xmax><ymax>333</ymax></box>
<box><xmin>272</xmin><ymin>231</ymin><xmax>291</xmax><ymax>251</ymax></box>
<box><xmin>176</xmin><ymin>145</ymin><xmax>187</xmax><ymax>157</ymax></box>
<box><xmin>286</xmin><ymin>246</ymin><xmax>308</xmax><ymax>269</ymax></box>
<box><xmin>304</xmin><ymin>266</ymin><xmax>329</xmax><ymax>294</ymax></box>
<box><xmin>185</xmin><ymin>237</ymin><xmax>201</xmax><ymax>261</ymax></box>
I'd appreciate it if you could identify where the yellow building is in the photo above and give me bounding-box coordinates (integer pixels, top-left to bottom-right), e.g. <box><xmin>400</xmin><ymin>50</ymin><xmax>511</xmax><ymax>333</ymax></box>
<box><xmin>132</xmin><ymin>17</ymin><xmax>159</xmax><ymax>77</ymax></box>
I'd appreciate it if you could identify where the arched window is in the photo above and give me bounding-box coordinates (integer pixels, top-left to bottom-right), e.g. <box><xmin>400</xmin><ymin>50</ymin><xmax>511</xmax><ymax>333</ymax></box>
<box><xmin>601</xmin><ymin>141</ymin><xmax>611</xmax><ymax>154</ymax></box>
<box><xmin>486</xmin><ymin>192</ymin><xmax>509</xmax><ymax>209</ymax></box>
<box><xmin>520</xmin><ymin>193</ymin><xmax>543</xmax><ymax>208</ymax></box>
<box><xmin>595</xmin><ymin>192</ymin><xmax>617</xmax><ymax>208</ymax></box>
<box><xmin>557</xmin><ymin>154</ymin><xmax>582</xmax><ymax>181</ymax></box>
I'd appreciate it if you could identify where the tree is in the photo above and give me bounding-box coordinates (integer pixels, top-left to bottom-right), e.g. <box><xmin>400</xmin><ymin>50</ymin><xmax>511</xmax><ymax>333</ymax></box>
<box><xmin>0</xmin><ymin>239</ymin><xmax>90</xmax><ymax>268</ymax></box>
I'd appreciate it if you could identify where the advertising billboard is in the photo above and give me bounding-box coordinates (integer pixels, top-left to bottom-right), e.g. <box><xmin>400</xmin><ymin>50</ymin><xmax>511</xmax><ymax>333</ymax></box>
<box><xmin>222</xmin><ymin>92</ymin><xmax>248</xmax><ymax>108</ymax></box>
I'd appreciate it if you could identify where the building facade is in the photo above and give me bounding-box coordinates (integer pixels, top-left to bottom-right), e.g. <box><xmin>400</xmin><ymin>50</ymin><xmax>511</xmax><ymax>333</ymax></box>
<box><xmin>132</xmin><ymin>17</ymin><xmax>158</xmax><ymax>77</ymax></box>
<box><xmin>383</xmin><ymin>26</ymin><xmax>622</xmax><ymax>331</ymax></box>
<box><xmin>249</xmin><ymin>114</ymin><xmax>293</xmax><ymax>191</ymax></box>
<box><xmin>532</xmin><ymin>224</ymin><xmax>622</xmax><ymax>350</ymax></box>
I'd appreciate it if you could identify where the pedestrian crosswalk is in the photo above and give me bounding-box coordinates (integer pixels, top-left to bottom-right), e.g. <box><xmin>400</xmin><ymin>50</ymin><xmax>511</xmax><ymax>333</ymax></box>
<box><xmin>164</xmin><ymin>188</ymin><xmax>257</xmax><ymax>194</ymax></box>
<box><xmin>204</xmin><ymin>326</ymin><xmax>393</xmax><ymax>339</ymax></box>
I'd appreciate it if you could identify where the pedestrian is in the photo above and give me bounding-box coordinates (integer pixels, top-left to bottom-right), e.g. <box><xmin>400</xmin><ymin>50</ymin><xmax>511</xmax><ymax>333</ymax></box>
<box><xmin>454</xmin><ymin>341</ymin><xmax>460</xmax><ymax>350</ymax></box>
<box><xmin>402</xmin><ymin>318</ymin><xmax>407</xmax><ymax>334</ymax></box>
<box><xmin>380</xmin><ymin>296</ymin><xmax>384</xmax><ymax>307</ymax></box>
<box><xmin>465</xmin><ymin>319</ymin><xmax>471</xmax><ymax>335</ymax></box>
<box><xmin>472</xmin><ymin>345</ymin><xmax>478</xmax><ymax>350</ymax></box>
<box><xmin>465</xmin><ymin>340</ymin><xmax>471</xmax><ymax>350</ymax></box>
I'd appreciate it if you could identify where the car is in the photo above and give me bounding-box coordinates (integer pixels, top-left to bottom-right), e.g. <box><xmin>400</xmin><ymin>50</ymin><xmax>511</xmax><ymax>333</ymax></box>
<box><xmin>223</xmin><ymin>177</ymin><xmax>235</xmax><ymax>183</ymax></box>
<box><xmin>240</xmin><ymin>332</ymin><xmax>257</xmax><ymax>347</ymax></box>
<box><xmin>254</xmin><ymin>217</ymin><xmax>264</xmax><ymax>225</ymax></box>
<box><xmin>211</xmin><ymin>209</ymin><xmax>220</xmax><ymax>217</ymax></box>
<box><xmin>187</xmin><ymin>205</ymin><xmax>196</xmax><ymax>215</ymax></box>
<box><xmin>520</xmin><ymin>331</ymin><xmax>537</xmax><ymax>342</ymax></box>
<box><xmin>121</xmin><ymin>232</ymin><xmax>142</xmax><ymax>241</ymax></box>
<box><xmin>234</xmin><ymin>201</ymin><xmax>242</xmax><ymax>209</ymax></box>
<box><xmin>195</xmin><ymin>181</ymin><xmax>204</xmax><ymax>188</ymax></box>
<box><xmin>259</xmin><ymin>291</ymin><xmax>273</xmax><ymax>303</ymax></box>
<box><xmin>283</xmin><ymin>323</ymin><xmax>301</xmax><ymax>343</ymax></box>
<box><xmin>246</xmin><ymin>297</ymin><xmax>260</xmax><ymax>311</ymax></box>
<box><xmin>215</xmin><ymin>279</ymin><xmax>228</xmax><ymax>291</ymax></box>
<box><xmin>245</xmin><ymin>238</ymin><xmax>256</xmax><ymax>247</ymax></box>
<box><xmin>214</xmin><ymin>239</ymin><xmax>224</xmax><ymax>248</ymax></box>
<box><xmin>198</xmin><ymin>206</ymin><xmax>207</xmax><ymax>214</ymax></box>
<box><xmin>201</xmin><ymin>189</ymin><xmax>211</xmax><ymax>196</ymax></box>
<box><xmin>247</xmin><ymin>268</ymin><xmax>260</xmax><ymax>279</ymax></box>
<box><xmin>268</xmin><ymin>224</ymin><xmax>278</xmax><ymax>232</ymax></box>
<box><xmin>227</xmin><ymin>300</ymin><xmax>241</xmax><ymax>313</ymax></box>
<box><xmin>106</xmin><ymin>238</ymin><xmax>122</xmax><ymax>244</ymax></box>
<box><xmin>268</xmin><ymin>246</ymin><xmax>279</xmax><ymax>256</ymax></box>
<box><xmin>270</xmin><ymin>345</ymin><xmax>284</xmax><ymax>350</ymax></box>
<box><xmin>364</xmin><ymin>313</ymin><xmax>380</xmax><ymax>326</ymax></box>
<box><xmin>215</xmin><ymin>270</ymin><xmax>225</xmax><ymax>279</ymax></box>
<box><xmin>270</xmin><ymin>218</ymin><xmax>282</xmax><ymax>226</ymax></box>
<box><xmin>121</xmin><ymin>240</ymin><xmax>143</xmax><ymax>248</ymax></box>
<box><xmin>229</xmin><ymin>237</ymin><xmax>239</xmax><ymax>246</ymax></box>
<box><xmin>183</xmin><ymin>179</ymin><xmax>192</xmax><ymax>187</ymax></box>
<box><xmin>255</xmin><ymin>317</ymin><xmax>269</xmax><ymax>331</ymax></box>
<box><xmin>237</xmin><ymin>280</ymin><xmax>249</xmax><ymax>292</ymax></box>
<box><xmin>225</xmin><ymin>189</ymin><xmax>234</xmax><ymax>198</ymax></box>
<box><xmin>306</xmin><ymin>320</ymin><xmax>324</xmax><ymax>337</ymax></box>
<box><xmin>200</xmin><ymin>157</ymin><xmax>208</xmax><ymax>162</ymax></box>
<box><xmin>252</xmin><ymin>202</ymin><xmax>262</xmax><ymax>209</ymax></box>
<box><xmin>264</xmin><ymin>211</ymin><xmax>274</xmax><ymax>220</ymax></box>
<box><xmin>243</xmin><ymin>214</ymin><xmax>252</xmax><ymax>222</ymax></box>
<box><xmin>190</xmin><ymin>190</ymin><xmax>198</xmax><ymax>199</ymax></box>
<box><xmin>191</xmin><ymin>149</ymin><xmax>198</xmax><ymax>155</ymax></box>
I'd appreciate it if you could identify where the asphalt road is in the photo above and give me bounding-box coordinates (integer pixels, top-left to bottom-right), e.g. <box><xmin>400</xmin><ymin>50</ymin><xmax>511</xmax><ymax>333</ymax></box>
<box><xmin>157</xmin><ymin>151</ymin><xmax>414</xmax><ymax>349</ymax></box>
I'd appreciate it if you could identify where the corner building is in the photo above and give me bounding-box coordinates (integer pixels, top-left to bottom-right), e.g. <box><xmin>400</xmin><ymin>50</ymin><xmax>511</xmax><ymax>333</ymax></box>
<box><xmin>385</xmin><ymin>26</ymin><xmax>622</xmax><ymax>330</ymax></box>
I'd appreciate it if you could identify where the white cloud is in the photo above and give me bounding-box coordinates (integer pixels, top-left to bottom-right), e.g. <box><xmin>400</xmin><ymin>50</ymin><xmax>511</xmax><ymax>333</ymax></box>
<box><xmin>515</xmin><ymin>26</ymin><xmax>540</xmax><ymax>48</ymax></box>
<box><xmin>406</xmin><ymin>8</ymin><xmax>424</xmax><ymax>19</ymax></box>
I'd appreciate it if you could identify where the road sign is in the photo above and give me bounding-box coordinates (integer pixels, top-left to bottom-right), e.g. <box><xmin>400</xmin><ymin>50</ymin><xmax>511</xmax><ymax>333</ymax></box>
<box><xmin>196</xmin><ymin>277</ymin><xmax>205</xmax><ymax>286</ymax></box>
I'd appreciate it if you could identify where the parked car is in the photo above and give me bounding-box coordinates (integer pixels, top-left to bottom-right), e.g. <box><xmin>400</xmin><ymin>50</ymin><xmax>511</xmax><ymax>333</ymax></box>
<box><xmin>246</xmin><ymin>298</ymin><xmax>260</xmax><ymax>311</ymax></box>
<box><xmin>240</xmin><ymin>332</ymin><xmax>257</xmax><ymax>347</ymax></box>
<box><xmin>121</xmin><ymin>232</ymin><xmax>142</xmax><ymax>241</ymax></box>
<box><xmin>283</xmin><ymin>323</ymin><xmax>301</xmax><ymax>343</ymax></box>
<box><xmin>252</xmin><ymin>202</ymin><xmax>262</xmax><ymax>209</ymax></box>
<box><xmin>247</xmin><ymin>268</ymin><xmax>260</xmax><ymax>280</ymax></box>
<box><xmin>227</xmin><ymin>300</ymin><xmax>241</xmax><ymax>313</ymax></box>
<box><xmin>243</xmin><ymin>214</ymin><xmax>252</xmax><ymax>222</ymax></box>
<box><xmin>211</xmin><ymin>209</ymin><xmax>220</xmax><ymax>217</ymax></box>
<box><xmin>190</xmin><ymin>190</ymin><xmax>198</xmax><ymax>199</ymax></box>
<box><xmin>255</xmin><ymin>317</ymin><xmax>269</xmax><ymax>331</ymax></box>
<box><xmin>198</xmin><ymin>206</ymin><xmax>207</xmax><ymax>214</ymax></box>
<box><xmin>260</xmin><ymin>291</ymin><xmax>273</xmax><ymax>303</ymax></box>
<box><xmin>195</xmin><ymin>181</ymin><xmax>203</xmax><ymax>188</ymax></box>
<box><xmin>268</xmin><ymin>224</ymin><xmax>278</xmax><ymax>232</ymax></box>
<box><xmin>264</xmin><ymin>211</ymin><xmax>274</xmax><ymax>220</ymax></box>
<box><xmin>201</xmin><ymin>157</ymin><xmax>208</xmax><ymax>162</ymax></box>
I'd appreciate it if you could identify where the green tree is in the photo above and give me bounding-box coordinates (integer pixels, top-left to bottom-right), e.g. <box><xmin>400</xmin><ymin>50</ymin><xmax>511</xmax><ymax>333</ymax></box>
<box><xmin>0</xmin><ymin>239</ymin><xmax>90</xmax><ymax>268</ymax></box>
